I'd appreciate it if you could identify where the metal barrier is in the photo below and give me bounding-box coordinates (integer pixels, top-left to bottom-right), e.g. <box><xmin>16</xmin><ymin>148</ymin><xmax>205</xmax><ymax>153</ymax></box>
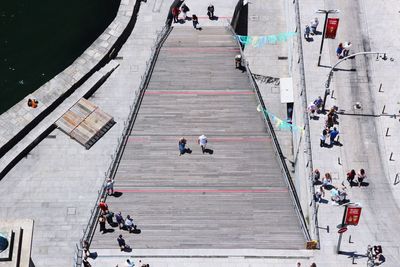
<box><xmin>72</xmin><ymin>24</ymin><xmax>172</xmax><ymax>267</ymax></box>
<box><xmin>226</xmin><ymin>23</ymin><xmax>311</xmax><ymax>242</ymax></box>
<box><xmin>291</xmin><ymin>0</ymin><xmax>320</xmax><ymax>248</ymax></box>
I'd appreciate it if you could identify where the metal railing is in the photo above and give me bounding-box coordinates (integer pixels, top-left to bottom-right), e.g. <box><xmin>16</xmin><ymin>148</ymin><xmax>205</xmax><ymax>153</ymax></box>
<box><xmin>73</xmin><ymin>24</ymin><xmax>172</xmax><ymax>267</ymax></box>
<box><xmin>226</xmin><ymin>23</ymin><xmax>311</xmax><ymax>242</ymax></box>
<box><xmin>292</xmin><ymin>0</ymin><xmax>320</xmax><ymax>247</ymax></box>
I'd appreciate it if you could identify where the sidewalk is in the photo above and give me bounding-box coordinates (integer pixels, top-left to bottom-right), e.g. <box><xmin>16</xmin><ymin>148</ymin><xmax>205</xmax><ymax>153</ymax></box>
<box><xmin>299</xmin><ymin>0</ymin><xmax>400</xmax><ymax>266</ymax></box>
<box><xmin>0</xmin><ymin>1</ymin><xmax>166</xmax><ymax>266</ymax></box>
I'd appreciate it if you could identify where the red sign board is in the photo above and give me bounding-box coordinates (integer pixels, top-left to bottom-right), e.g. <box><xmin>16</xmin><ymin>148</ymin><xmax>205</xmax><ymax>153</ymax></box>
<box><xmin>325</xmin><ymin>18</ymin><xmax>339</xmax><ymax>39</ymax></box>
<box><xmin>338</xmin><ymin>227</ymin><xmax>348</xmax><ymax>234</ymax></box>
<box><xmin>345</xmin><ymin>206</ymin><xmax>362</xmax><ymax>226</ymax></box>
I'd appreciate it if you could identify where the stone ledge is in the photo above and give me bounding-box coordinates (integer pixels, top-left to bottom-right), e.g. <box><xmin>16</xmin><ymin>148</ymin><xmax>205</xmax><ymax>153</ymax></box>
<box><xmin>0</xmin><ymin>0</ymin><xmax>139</xmax><ymax>160</ymax></box>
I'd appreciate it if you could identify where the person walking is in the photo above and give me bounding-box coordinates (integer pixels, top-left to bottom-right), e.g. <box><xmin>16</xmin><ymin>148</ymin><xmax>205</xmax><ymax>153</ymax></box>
<box><xmin>308</xmin><ymin>102</ymin><xmax>317</xmax><ymax>119</ymax></box>
<box><xmin>116</xmin><ymin>212</ymin><xmax>125</xmax><ymax>229</ymax></box>
<box><xmin>192</xmin><ymin>14</ymin><xmax>199</xmax><ymax>29</ymax></box>
<box><xmin>117</xmin><ymin>235</ymin><xmax>127</xmax><ymax>251</ymax></box>
<box><xmin>99</xmin><ymin>215</ymin><xmax>107</xmax><ymax>234</ymax></box>
<box><xmin>181</xmin><ymin>3</ymin><xmax>190</xmax><ymax>20</ymax></box>
<box><xmin>357</xmin><ymin>169</ymin><xmax>366</xmax><ymax>187</ymax></box>
<box><xmin>106</xmin><ymin>178</ymin><xmax>115</xmax><ymax>196</ymax></box>
<box><xmin>310</xmin><ymin>263</ymin><xmax>317</xmax><ymax>267</ymax></box>
<box><xmin>347</xmin><ymin>169</ymin><xmax>356</xmax><ymax>186</ymax></box>
<box><xmin>320</xmin><ymin>129</ymin><xmax>327</xmax><ymax>147</ymax></box>
<box><xmin>83</xmin><ymin>240</ymin><xmax>91</xmax><ymax>257</ymax></box>
<box><xmin>336</xmin><ymin>43</ymin><xmax>344</xmax><ymax>59</ymax></box>
<box><xmin>207</xmin><ymin>4</ymin><xmax>215</xmax><ymax>19</ymax></box>
<box><xmin>329</xmin><ymin>127</ymin><xmax>339</xmax><ymax>144</ymax></box>
<box><xmin>314</xmin><ymin>186</ymin><xmax>325</xmax><ymax>202</ymax></box>
<box><xmin>126</xmin><ymin>259</ymin><xmax>135</xmax><ymax>267</ymax></box>
<box><xmin>99</xmin><ymin>198</ymin><xmax>108</xmax><ymax>212</ymax></box>
<box><xmin>125</xmin><ymin>215</ymin><xmax>137</xmax><ymax>232</ymax></box>
<box><xmin>198</xmin><ymin>134</ymin><xmax>208</xmax><ymax>153</ymax></box>
<box><xmin>178</xmin><ymin>137</ymin><xmax>187</xmax><ymax>155</ymax></box>
<box><xmin>312</xmin><ymin>169</ymin><xmax>321</xmax><ymax>184</ymax></box>
<box><xmin>304</xmin><ymin>25</ymin><xmax>311</xmax><ymax>40</ymax></box>
<box><xmin>313</xmin><ymin>96</ymin><xmax>323</xmax><ymax>111</ymax></box>
<box><xmin>83</xmin><ymin>256</ymin><xmax>92</xmax><ymax>267</ymax></box>
<box><xmin>172</xmin><ymin>6</ymin><xmax>180</xmax><ymax>23</ymax></box>
<box><xmin>235</xmin><ymin>54</ymin><xmax>242</xmax><ymax>68</ymax></box>
<box><xmin>310</xmin><ymin>17</ymin><xmax>319</xmax><ymax>35</ymax></box>
<box><xmin>343</xmin><ymin>41</ymin><xmax>352</xmax><ymax>57</ymax></box>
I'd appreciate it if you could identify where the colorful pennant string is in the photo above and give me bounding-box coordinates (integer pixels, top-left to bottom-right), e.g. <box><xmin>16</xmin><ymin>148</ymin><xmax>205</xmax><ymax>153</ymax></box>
<box><xmin>237</xmin><ymin>32</ymin><xmax>297</xmax><ymax>47</ymax></box>
<box><xmin>257</xmin><ymin>105</ymin><xmax>304</xmax><ymax>133</ymax></box>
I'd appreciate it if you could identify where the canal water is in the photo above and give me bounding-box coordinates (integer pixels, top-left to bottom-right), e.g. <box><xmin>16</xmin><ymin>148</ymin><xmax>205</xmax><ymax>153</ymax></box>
<box><xmin>0</xmin><ymin>0</ymin><xmax>121</xmax><ymax>115</ymax></box>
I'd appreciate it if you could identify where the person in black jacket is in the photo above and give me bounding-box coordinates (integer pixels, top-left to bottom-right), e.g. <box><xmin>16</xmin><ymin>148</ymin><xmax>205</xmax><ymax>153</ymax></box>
<box><xmin>207</xmin><ymin>4</ymin><xmax>214</xmax><ymax>19</ymax></box>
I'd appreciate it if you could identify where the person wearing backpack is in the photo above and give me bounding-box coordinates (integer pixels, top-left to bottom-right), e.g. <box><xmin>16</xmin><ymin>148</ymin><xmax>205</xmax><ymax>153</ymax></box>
<box><xmin>181</xmin><ymin>3</ymin><xmax>190</xmax><ymax>20</ymax></box>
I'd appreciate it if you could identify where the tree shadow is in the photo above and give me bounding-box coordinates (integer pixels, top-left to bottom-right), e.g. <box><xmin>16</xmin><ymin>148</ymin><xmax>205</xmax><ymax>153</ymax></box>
<box><xmin>204</xmin><ymin>148</ymin><xmax>214</xmax><ymax>154</ymax></box>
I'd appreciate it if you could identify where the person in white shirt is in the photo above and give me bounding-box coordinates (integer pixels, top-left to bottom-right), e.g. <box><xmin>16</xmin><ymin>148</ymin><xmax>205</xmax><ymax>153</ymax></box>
<box><xmin>125</xmin><ymin>215</ymin><xmax>136</xmax><ymax>232</ymax></box>
<box><xmin>310</xmin><ymin>17</ymin><xmax>319</xmax><ymax>35</ymax></box>
<box><xmin>198</xmin><ymin>134</ymin><xmax>207</xmax><ymax>154</ymax></box>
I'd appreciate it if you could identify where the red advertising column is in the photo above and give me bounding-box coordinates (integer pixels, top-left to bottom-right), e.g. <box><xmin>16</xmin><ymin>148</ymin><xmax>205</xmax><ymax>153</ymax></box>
<box><xmin>325</xmin><ymin>18</ymin><xmax>339</xmax><ymax>39</ymax></box>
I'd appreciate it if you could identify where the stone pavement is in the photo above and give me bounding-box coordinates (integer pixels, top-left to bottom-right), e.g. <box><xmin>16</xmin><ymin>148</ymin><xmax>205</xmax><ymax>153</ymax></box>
<box><xmin>0</xmin><ymin>0</ymin><xmax>166</xmax><ymax>266</ymax></box>
<box><xmin>298</xmin><ymin>0</ymin><xmax>400</xmax><ymax>266</ymax></box>
<box><xmin>1</xmin><ymin>0</ymin><xmax>399</xmax><ymax>266</ymax></box>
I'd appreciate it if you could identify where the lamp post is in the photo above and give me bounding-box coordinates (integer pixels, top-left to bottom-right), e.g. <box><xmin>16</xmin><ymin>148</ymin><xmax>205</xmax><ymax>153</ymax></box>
<box><xmin>316</xmin><ymin>9</ymin><xmax>340</xmax><ymax>66</ymax></box>
<box><xmin>321</xmin><ymin>52</ymin><xmax>387</xmax><ymax>111</ymax></box>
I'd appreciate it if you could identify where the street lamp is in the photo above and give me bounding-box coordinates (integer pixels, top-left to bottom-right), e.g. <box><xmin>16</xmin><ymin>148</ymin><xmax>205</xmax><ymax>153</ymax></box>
<box><xmin>321</xmin><ymin>51</ymin><xmax>387</xmax><ymax>111</ymax></box>
<box><xmin>316</xmin><ymin>9</ymin><xmax>340</xmax><ymax>66</ymax></box>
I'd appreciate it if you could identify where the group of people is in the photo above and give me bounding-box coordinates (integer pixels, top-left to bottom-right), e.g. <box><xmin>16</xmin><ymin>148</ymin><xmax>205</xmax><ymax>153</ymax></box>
<box><xmin>312</xmin><ymin>100</ymin><xmax>340</xmax><ymax>147</ymax></box>
<box><xmin>171</xmin><ymin>2</ymin><xmax>216</xmax><ymax>30</ymax></box>
<box><xmin>336</xmin><ymin>42</ymin><xmax>352</xmax><ymax>59</ymax></box>
<box><xmin>179</xmin><ymin>134</ymin><xmax>209</xmax><ymax>155</ymax></box>
<box><xmin>312</xmin><ymin>169</ymin><xmax>348</xmax><ymax>204</ymax></box>
<box><xmin>346</xmin><ymin>168</ymin><xmax>367</xmax><ymax>187</ymax></box>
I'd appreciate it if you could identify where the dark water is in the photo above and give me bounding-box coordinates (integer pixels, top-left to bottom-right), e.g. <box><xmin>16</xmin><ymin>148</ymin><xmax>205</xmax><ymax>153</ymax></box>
<box><xmin>0</xmin><ymin>0</ymin><xmax>121</xmax><ymax>114</ymax></box>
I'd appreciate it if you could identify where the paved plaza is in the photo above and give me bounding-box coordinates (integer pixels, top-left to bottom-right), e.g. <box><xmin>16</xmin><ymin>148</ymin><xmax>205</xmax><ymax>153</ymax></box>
<box><xmin>1</xmin><ymin>0</ymin><xmax>400</xmax><ymax>266</ymax></box>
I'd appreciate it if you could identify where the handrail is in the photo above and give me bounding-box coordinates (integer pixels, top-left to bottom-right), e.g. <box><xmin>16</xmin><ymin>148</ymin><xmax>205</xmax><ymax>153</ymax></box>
<box><xmin>73</xmin><ymin>24</ymin><xmax>172</xmax><ymax>267</ymax></box>
<box><xmin>226</xmin><ymin>23</ymin><xmax>311</xmax><ymax>242</ymax></box>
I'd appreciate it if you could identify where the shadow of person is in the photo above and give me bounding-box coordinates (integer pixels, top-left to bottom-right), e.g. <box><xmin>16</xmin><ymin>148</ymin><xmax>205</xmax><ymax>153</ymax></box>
<box><xmin>204</xmin><ymin>148</ymin><xmax>214</xmax><ymax>154</ymax></box>
<box><xmin>237</xmin><ymin>65</ymin><xmax>246</xmax><ymax>73</ymax></box>
<box><xmin>131</xmin><ymin>228</ymin><xmax>142</xmax><ymax>234</ymax></box>
<box><xmin>211</xmin><ymin>16</ymin><xmax>219</xmax><ymax>21</ymax></box>
<box><xmin>305</xmin><ymin>37</ymin><xmax>314</xmax><ymax>42</ymax></box>
<box><xmin>360</xmin><ymin>182</ymin><xmax>370</xmax><ymax>187</ymax></box>
<box><xmin>113</xmin><ymin>191</ymin><xmax>123</xmax><ymax>198</ymax></box>
<box><xmin>123</xmin><ymin>247</ymin><xmax>132</xmax><ymax>252</ymax></box>
<box><xmin>318</xmin><ymin>198</ymin><xmax>329</xmax><ymax>204</ymax></box>
<box><xmin>311</xmin><ymin>115</ymin><xmax>320</xmax><ymax>120</ymax></box>
<box><xmin>89</xmin><ymin>252</ymin><xmax>98</xmax><ymax>259</ymax></box>
<box><xmin>315</xmin><ymin>30</ymin><xmax>322</xmax><ymax>35</ymax></box>
<box><xmin>313</xmin><ymin>180</ymin><xmax>322</xmax><ymax>186</ymax></box>
<box><xmin>184</xmin><ymin>148</ymin><xmax>192</xmax><ymax>154</ymax></box>
<box><xmin>348</xmin><ymin>181</ymin><xmax>358</xmax><ymax>188</ymax></box>
<box><xmin>104</xmin><ymin>228</ymin><xmax>115</xmax><ymax>234</ymax></box>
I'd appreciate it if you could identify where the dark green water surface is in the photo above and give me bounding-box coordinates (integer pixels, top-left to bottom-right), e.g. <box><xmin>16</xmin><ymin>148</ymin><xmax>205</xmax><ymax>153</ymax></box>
<box><xmin>0</xmin><ymin>0</ymin><xmax>121</xmax><ymax>114</ymax></box>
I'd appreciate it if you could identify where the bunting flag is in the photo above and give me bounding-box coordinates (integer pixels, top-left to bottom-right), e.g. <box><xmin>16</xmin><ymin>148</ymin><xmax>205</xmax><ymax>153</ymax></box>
<box><xmin>257</xmin><ymin>104</ymin><xmax>304</xmax><ymax>133</ymax></box>
<box><xmin>236</xmin><ymin>32</ymin><xmax>297</xmax><ymax>47</ymax></box>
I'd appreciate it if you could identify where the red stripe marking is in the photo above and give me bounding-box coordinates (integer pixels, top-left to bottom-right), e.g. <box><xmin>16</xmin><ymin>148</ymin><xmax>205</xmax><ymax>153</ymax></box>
<box><xmin>145</xmin><ymin>91</ymin><xmax>254</xmax><ymax>95</ymax></box>
<box><xmin>128</xmin><ymin>137</ymin><xmax>271</xmax><ymax>143</ymax></box>
<box><xmin>116</xmin><ymin>188</ymin><xmax>288</xmax><ymax>193</ymax></box>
